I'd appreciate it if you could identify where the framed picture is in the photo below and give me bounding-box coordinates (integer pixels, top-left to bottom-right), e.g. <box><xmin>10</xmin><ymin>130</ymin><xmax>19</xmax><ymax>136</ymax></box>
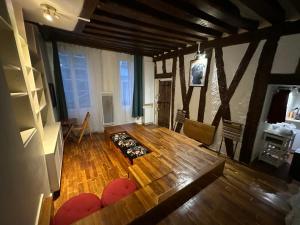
<box><xmin>189</xmin><ymin>56</ymin><xmax>208</xmax><ymax>87</ymax></box>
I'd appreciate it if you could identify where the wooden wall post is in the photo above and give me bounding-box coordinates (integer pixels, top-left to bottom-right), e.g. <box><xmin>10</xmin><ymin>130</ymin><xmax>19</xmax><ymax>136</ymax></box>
<box><xmin>239</xmin><ymin>32</ymin><xmax>281</xmax><ymax>163</ymax></box>
<box><xmin>197</xmin><ymin>49</ymin><xmax>212</xmax><ymax>122</ymax></box>
<box><xmin>171</xmin><ymin>57</ymin><xmax>177</xmax><ymax>128</ymax></box>
<box><xmin>175</xmin><ymin>54</ymin><xmax>194</xmax><ymax>132</ymax></box>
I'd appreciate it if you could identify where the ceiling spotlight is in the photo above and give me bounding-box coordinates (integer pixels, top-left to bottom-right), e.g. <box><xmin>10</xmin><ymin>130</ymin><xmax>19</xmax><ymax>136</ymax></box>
<box><xmin>41</xmin><ymin>4</ymin><xmax>58</xmax><ymax>22</ymax></box>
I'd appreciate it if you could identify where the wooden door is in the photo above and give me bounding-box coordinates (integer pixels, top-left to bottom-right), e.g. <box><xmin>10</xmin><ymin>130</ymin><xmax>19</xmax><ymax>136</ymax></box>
<box><xmin>157</xmin><ymin>81</ymin><xmax>171</xmax><ymax>128</ymax></box>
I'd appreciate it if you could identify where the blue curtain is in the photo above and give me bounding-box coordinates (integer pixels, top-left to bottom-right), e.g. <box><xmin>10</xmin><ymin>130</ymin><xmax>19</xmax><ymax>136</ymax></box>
<box><xmin>52</xmin><ymin>41</ymin><xmax>68</xmax><ymax>121</ymax></box>
<box><xmin>132</xmin><ymin>55</ymin><xmax>144</xmax><ymax>117</ymax></box>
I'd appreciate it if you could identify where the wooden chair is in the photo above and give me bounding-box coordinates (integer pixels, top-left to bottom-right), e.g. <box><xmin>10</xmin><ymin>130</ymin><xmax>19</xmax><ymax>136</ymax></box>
<box><xmin>173</xmin><ymin>109</ymin><xmax>186</xmax><ymax>131</ymax></box>
<box><xmin>70</xmin><ymin>112</ymin><xmax>92</xmax><ymax>144</ymax></box>
<box><xmin>218</xmin><ymin>120</ymin><xmax>243</xmax><ymax>158</ymax></box>
<box><xmin>183</xmin><ymin>119</ymin><xmax>216</xmax><ymax>146</ymax></box>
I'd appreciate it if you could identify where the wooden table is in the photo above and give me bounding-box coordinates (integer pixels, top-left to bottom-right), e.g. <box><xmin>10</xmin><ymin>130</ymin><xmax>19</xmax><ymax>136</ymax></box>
<box><xmin>74</xmin><ymin>124</ymin><xmax>225</xmax><ymax>225</ymax></box>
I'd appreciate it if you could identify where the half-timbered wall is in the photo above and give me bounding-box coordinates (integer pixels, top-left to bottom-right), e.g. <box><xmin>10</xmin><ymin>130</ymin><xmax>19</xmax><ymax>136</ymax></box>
<box><xmin>154</xmin><ymin>33</ymin><xmax>300</xmax><ymax>161</ymax></box>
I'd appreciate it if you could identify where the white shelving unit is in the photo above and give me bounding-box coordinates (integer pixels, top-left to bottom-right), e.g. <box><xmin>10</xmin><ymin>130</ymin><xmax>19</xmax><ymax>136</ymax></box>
<box><xmin>1</xmin><ymin>0</ymin><xmax>63</xmax><ymax>193</ymax></box>
<box><xmin>25</xmin><ymin>21</ymin><xmax>63</xmax><ymax>192</ymax></box>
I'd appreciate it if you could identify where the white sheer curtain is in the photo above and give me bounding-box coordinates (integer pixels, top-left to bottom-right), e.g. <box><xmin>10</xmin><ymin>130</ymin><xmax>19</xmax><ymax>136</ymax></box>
<box><xmin>101</xmin><ymin>51</ymin><xmax>135</xmax><ymax>125</ymax></box>
<box><xmin>58</xmin><ymin>43</ymin><xmax>104</xmax><ymax>132</ymax></box>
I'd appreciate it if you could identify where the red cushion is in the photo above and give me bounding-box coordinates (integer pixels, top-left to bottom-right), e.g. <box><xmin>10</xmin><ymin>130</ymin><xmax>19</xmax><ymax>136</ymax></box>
<box><xmin>101</xmin><ymin>178</ymin><xmax>137</xmax><ymax>207</ymax></box>
<box><xmin>53</xmin><ymin>193</ymin><xmax>102</xmax><ymax>225</ymax></box>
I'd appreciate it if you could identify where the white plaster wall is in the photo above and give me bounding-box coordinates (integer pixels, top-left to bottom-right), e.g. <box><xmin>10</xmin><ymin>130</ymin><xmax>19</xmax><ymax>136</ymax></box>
<box><xmin>153</xmin><ymin>33</ymin><xmax>300</xmax><ymax>161</ymax></box>
<box><xmin>272</xmin><ymin>34</ymin><xmax>300</xmax><ymax>74</ymax></box>
<box><xmin>143</xmin><ymin>56</ymin><xmax>155</xmax><ymax>124</ymax></box>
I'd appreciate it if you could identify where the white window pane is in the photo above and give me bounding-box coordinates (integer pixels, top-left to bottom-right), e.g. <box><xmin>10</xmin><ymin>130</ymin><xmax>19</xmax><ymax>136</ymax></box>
<box><xmin>119</xmin><ymin>60</ymin><xmax>130</xmax><ymax>106</ymax></box>
<box><xmin>59</xmin><ymin>52</ymin><xmax>91</xmax><ymax>111</ymax></box>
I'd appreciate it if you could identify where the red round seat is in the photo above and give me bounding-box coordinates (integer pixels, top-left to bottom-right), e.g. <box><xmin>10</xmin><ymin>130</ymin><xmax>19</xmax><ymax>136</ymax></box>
<box><xmin>53</xmin><ymin>193</ymin><xmax>102</xmax><ymax>225</ymax></box>
<box><xmin>101</xmin><ymin>178</ymin><xmax>137</xmax><ymax>207</ymax></box>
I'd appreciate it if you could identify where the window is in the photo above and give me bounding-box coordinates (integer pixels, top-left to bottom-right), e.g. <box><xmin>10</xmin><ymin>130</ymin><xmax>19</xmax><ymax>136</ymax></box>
<box><xmin>59</xmin><ymin>53</ymin><xmax>91</xmax><ymax>110</ymax></box>
<box><xmin>120</xmin><ymin>61</ymin><xmax>130</xmax><ymax>106</ymax></box>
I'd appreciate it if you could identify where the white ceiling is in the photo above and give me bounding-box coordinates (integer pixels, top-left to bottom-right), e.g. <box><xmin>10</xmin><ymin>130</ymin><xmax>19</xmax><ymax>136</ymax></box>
<box><xmin>13</xmin><ymin>0</ymin><xmax>84</xmax><ymax>31</ymax></box>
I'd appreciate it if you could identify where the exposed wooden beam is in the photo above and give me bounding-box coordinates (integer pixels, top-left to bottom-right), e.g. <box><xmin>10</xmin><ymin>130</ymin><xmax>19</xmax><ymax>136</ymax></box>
<box><xmin>153</xmin><ymin>46</ymin><xmax>198</xmax><ymax>62</ymax></box>
<box><xmin>97</xmin><ymin>1</ymin><xmax>220</xmax><ymax>38</ymax></box>
<box><xmin>74</xmin><ymin>0</ymin><xmax>98</xmax><ymax>32</ymax></box>
<box><xmin>214</xmin><ymin>47</ymin><xmax>234</xmax><ymax>158</ymax></box>
<box><xmin>269</xmin><ymin>59</ymin><xmax>300</xmax><ymax>85</ymax></box>
<box><xmin>212</xmin><ymin>40</ymin><xmax>260</xmax><ymax>130</ymax></box>
<box><xmin>83</xmin><ymin>27</ymin><xmax>185</xmax><ymax>48</ymax></box>
<box><xmin>268</xmin><ymin>74</ymin><xmax>300</xmax><ymax>85</ymax></box>
<box><xmin>163</xmin><ymin>0</ymin><xmax>238</xmax><ymax>34</ymax></box>
<box><xmin>82</xmin><ymin>31</ymin><xmax>171</xmax><ymax>52</ymax></box>
<box><xmin>39</xmin><ymin>26</ymin><xmax>156</xmax><ymax>56</ymax></box>
<box><xmin>92</xmin><ymin>13</ymin><xmax>207</xmax><ymax>43</ymax></box>
<box><xmin>238</xmin><ymin>0</ymin><xmax>285</xmax><ymax>24</ymax></box>
<box><xmin>240</xmin><ymin>33</ymin><xmax>281</xmax><ymax>163</ymax></box>
<box><xmin>179</xmin><ymin>0</ymin><xmax>258</xmax><ymax>30</ymax></box>
<box><xmin>171</xmin><ymin>57</ymin><xmax>177</xmax><ymax>129</ymax></box>
<box><xmin>198</xmin><ymin>49</ymin><xmax>212</xmax><ymax>122</ymax></box>
<box><xmin>132</xmin><ymin>0</ymin><xmax>237</xmax><ymax>34</ymax></box>
<box><xmin>86</xmin><ymin>23</ymin><xmax>190</xmax><ymax>45</ymax></box>
<box><xmin>155</xmin><ymin>73</ymin><xmax>173</xmax><ymax>79</ymax></box>
<box><xmin>289</xmin><ymin>0</ymin><xmax>300</xmax><ymax>13</ymax></box>
<box><xmin>153</xmin><ymin>20</ymin><xmax>300</xmax><ymax>61</ymax></box>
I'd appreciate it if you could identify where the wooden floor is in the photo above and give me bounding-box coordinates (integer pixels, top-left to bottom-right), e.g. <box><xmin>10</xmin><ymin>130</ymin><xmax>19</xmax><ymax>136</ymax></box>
<box><xmin>55</xmin><ymin>126</ymin><xmax>298</xmax><ymax>225</ymax></box>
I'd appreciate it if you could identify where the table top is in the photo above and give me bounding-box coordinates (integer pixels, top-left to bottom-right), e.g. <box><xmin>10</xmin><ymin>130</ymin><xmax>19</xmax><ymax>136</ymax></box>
<box><xmin>129</xmin><ymin>152</ymin><xmax>173</xmax><ymax>187</ymax></box>
<box><xmin>74</xmin><ymin>124</ymin><xmax>225</xmax><ymax>225</ymax></box>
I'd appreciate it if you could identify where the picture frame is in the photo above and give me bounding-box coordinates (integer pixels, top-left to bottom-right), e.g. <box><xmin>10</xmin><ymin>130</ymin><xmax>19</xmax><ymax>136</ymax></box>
<box><xmin>189</xmin><ymin>56</ymin><xmax>208</xmax><ymax>87</ymax></box>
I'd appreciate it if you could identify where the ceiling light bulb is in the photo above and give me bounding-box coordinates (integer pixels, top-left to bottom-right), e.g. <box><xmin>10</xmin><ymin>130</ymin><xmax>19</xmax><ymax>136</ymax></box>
<box><xmin>43</xmin><ymin>11</ymin><xmax>53</xmax><ymax>21</ymax></box>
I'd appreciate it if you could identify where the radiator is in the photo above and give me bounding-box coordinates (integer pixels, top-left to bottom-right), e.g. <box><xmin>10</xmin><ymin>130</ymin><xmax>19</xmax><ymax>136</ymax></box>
<box><xmin>102</xmin><ymin>93</ymin><xmax>114</xmax><ymax>124</ymax></box>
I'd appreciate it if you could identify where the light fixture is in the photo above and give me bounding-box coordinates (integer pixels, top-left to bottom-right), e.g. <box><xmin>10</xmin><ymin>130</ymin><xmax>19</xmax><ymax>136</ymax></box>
<box><xmin>194</xmin><ymin>42</ymin><xmax>206</xmax><ymax>60</ymax></box>
<box><xmin>41</xmin><ymin>4</ymin><xmax>59</xmax><ymax>22</ymax></box>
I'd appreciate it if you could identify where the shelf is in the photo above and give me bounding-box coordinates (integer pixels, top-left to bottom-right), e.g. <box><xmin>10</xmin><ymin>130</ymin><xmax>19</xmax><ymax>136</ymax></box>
<box><xmin>3</xmin><ymin>64</ymin><xmax>21</xmax><ymax>71</ymax></box>
<box><xmin>40</xmin><ymin>103</ymin><xmax>47</xmax><ymax>112</ymax></box>
<box><xmin>36</xmin><ymin>102</ymin><xmax>47</xmax><ymax>114</ymax></box>
<box><xmin>0</xmin><ymin>15</ymin><xmax>12</xmax><ymax>31</ymax></box>
<box><xmin>31</xmin><ymin>87</ymin><xmax>43</xmax><ymax>92</ymax></box>
<box><xmin>43</xmin><ymin>123</ymin><xmax>61</xmax><ymax>154</ymax></box>
<box><xmin>20</xmin><ymin>128</ymin><xmax>37</xmax><ymax>147</ymax></box>
<box><xmin>10</xmin><ymin>92</ymin><xmax>28</xmax><ymax>98</ymax></box>
<box><xmin>26</xmin><ymin>66</ymin><xmax>39</xmax><ymax>73</ymax></box>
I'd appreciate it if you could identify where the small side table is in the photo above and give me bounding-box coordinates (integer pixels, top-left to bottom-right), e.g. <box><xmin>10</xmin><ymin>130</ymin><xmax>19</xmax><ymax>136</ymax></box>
<box><xmin>290</xmin><ymin>150</ymin><xmax>300</xmax><ymax>181</ymax></box>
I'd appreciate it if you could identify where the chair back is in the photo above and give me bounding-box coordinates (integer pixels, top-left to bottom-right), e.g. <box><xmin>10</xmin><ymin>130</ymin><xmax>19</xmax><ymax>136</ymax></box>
<box><xmin>175</xmin><ymin>109</ymin><xmax>186</xmax><ymax>123</ymax></box>
<box><xmin>183</xmin><ymin>119</ymin><xmax>215</xmax><ymax>146</ymax></box>
<box><xmin>173</xmin><ymin>109</ymin><xmax>186</xmax><ymax>131</ymax></box>
<box><xmin>81</xmin><ymin>112</ymin><xmax>90</xmax><ymax>130</ymax></box>
<box><xmin>222</xmin><ymin>120</ymin><xmax>243</xmax><ymax>141</ymax></box>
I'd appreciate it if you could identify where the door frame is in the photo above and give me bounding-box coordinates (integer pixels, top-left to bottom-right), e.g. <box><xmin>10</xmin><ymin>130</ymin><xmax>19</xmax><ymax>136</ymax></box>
<box><xmin>154</xmin><ymin>78</ymin><xmax>173</xmax><ymax>128</ymax></box>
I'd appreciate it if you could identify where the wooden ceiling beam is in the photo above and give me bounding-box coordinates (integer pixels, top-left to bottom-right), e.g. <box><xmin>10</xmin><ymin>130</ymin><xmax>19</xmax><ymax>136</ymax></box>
<box><xmin>134</xmin><ymin>0</ymin><xmax>237</xmax><ymax>34</ymax></box>
<box><xmin>97</xmin><ymin>1</ymin><xmax>221</xmax><ymax>37</ymax></box>
<box><xmin>153</xmin><ymin>19</ymin><xmax>300</xmax><ymax>61</ymax></box>
<box><xmin>237</xmin><ymin>0</ymin><xmax>285</xmax><ymax>24</ymax></box>
<box><xmin>289</xmin><ymin>0</ymin><xmax>300</xmax><ymax>14</ymax></box>
<box><xmin>179</xmin><ymin>0</ymin><xmax>258</xmax><ymax>31</ymax></box>
<box><xmin>39</xmin><ymin>26</ymin><xmax>157</xmax><ymax>56</ymax></box>
<box><xmin>82</xmin><ymin>31</ymin><xmax>175</xmax><ymax>51</ymax></box>
<box><xmin>74</xmin><ymin>0</ymin><xmax>98</xmax><ymax>32</ymax></box>
<box><xmin>86</xmin><ymin>22</ymin><xmax>190</xmax><ymax>45</ymax></box>
<box><xmin>83</xmin><ymin>27</ymin><xmax>186</xmax><ymax>48</ymax></box>
<box><xmin>91</xmin><ymin>13</ymin><xmax>207</xmax><ymax>42</ymax></box>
